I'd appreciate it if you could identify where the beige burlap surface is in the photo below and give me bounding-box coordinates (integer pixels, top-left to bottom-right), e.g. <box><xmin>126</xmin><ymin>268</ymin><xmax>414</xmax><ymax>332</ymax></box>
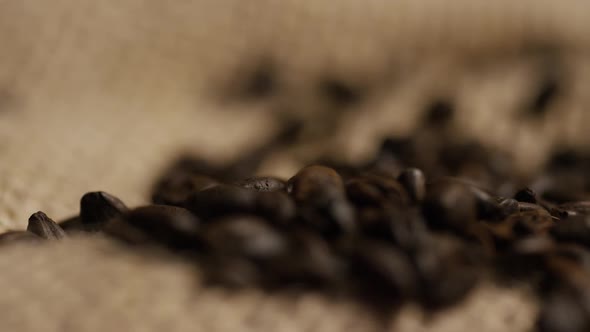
<box><xmin>1</xmin><ymin>0</ymin><xmax>590</xmax><ymax>330</ymax></box>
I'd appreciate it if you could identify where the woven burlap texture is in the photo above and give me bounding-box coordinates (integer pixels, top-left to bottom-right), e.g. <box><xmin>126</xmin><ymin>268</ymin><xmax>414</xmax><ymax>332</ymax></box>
<box><xmin>1</xmin><ymin>0</ymin><xmax>589</xmax><ymax>330</ymax></box>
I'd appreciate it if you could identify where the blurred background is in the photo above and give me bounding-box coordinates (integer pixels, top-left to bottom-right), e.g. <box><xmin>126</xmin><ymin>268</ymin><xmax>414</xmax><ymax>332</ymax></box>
<box><xmin>1</xmin><ymin>0</ymin><xmax>589</xmax><ymax>231</ymax></box>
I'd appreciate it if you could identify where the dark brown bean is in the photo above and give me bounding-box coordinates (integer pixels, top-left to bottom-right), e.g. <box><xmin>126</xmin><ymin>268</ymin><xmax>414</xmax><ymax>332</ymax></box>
<box><xmin>397</xmin><ymin>168</ymin><xmax>426</xmax><ymax>203</ymax></box>
<box><xmin>422</xmin><ymin>179</ymin><xmax>479</xmax><ymax>232</ymax></box>
<box><xmin>79</xmin><ymin>191</ymin><xmax>128</xmax><ymax>231</ymax></box>
<box><xmin>349</xmin><ymin>241</ymin><xmax>417</xmax><ymax>303</ymax></box>
<box><xmin>413</xmin><ymin>234</ymin><xmax>480</xmax><ymax>309</ymax></box>
<box><xmin>289</xmin><ymin>166</ymin><xmax>355</xmax><ymax>237</ymax></box>
<box><xmin>288</xmin><ymin>165</ymin><xmax>345</xmax><ymax>200</ymax></box>
<box><xmin>202</xmin><ymin>216</ymin><xmax>288</xmax><ymax>262</ymax></box>
<box><xmin>346</xmin><ymin>174</ymin><xmax>408</xmax><ymax>208</ymax></box>
<box><xmin>550</xmin><ymin>216</ymin><xmax>590</xmax><ymax>247</ymax></box>
<box><xmin>559</xmin><ymin>202</ymin><xmax>590</xmax><ymax>217</ymax></box>
<box><xmin>254</xmin><ymin>191</ymin><xmax>296</xmax><ymax>224</ymax></box>
<box><xmin>235</xmin><ymin>176</ymin><xmax>286</xmax><ymax>192</ymax></box>
<box><xmin>514</xmin><ymin>187</ymin><xmax>538</xmax><ymax>204</ymax></box>
<box><xmin>105</xmin><ymin>205</ymin><xmax>200</xmax><ymax>249</ymax></box>
<box><xmin>27</xmin><ymin>211</ymin><xmax>66</xmax><ymax>240</ymax></box>
<box><xmin>184</xmin><ymin>184</ymin><xmax>257</xmax><ymax>220</ymax></box>
<box><xmin>152</xmin><ymin>173</ymin><xmax>218</xmax><ymax>206</ymax></box>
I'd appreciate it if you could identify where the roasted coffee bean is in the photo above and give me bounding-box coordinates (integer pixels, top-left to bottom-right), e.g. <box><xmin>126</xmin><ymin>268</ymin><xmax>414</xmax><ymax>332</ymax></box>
<box><xmin>346</xmin><ymin>174</ymin><xmax>408</xmax><ymax>208</ymax></box>
<box><xmin>511</xmin><ymin>210</ymin><xmax>555</xmax><ymax>236</ymax></box>
<box><xmin>288</xmin><ymin>165</ymin><xmax>345</xmax><ymax>200</ymax></box>
<box><xmin>79</xmin><ymin>191</ymin><xmax>128</xmax><ymax>231</ymax></box>
<box><xmin>152</xmin><ymin>173</ymin><xmax>218</xmax><ymax>206</ymax></box>
<box><xmin>185</xmin><ymin>184</ymin><xmax>257</xmax><ymax>220</ymax></box>
<box><xmin>296</xmin><ymin>193</ymin><xmax>356</xmax><ymax>238</ymax></box>
<box><xmin>27</xmin><ymin>211</ymin><xmax>66</xmax><ymax>240</ymax></box>
<box><xmin>279</xmin><ymin>230</ymin><xmax>344</xmax><ymax>286</ymax></box>
<box><xmin>422</xmin><ymin>179</ymin><xmax>478</xmax><ymax>232</ymax></box>
<box><xmin>413</xmin><ymin>234</ymin><xmax>480</xmax><ymax>309</ymax></box>
<box><xmin>397</xmin><ymin>168</ymin><xmax>426</xmax><ymax>203</ymax></box>
<box><xmin>106</xmin><ymin>205</ymin><xmax>200</xmax><ymax>249</ymax></box>
<box><xmin>349</xmin><ymin>241</ymin><xmax>417</xmax><ymax>303</ymax></box>
<box><xmin>496</xmin><ymin>197</ymin><xmax>520</xmax><ymax>218</ymax></box>
<box><xmin>254</xmin><ymin>191</ymin><xmax>296</xmax><ymax>224</ymax></box>
<box><xmin>518</xmin><ymin>202</ymin><xmax>548</xmax><ymax>213</ymax></box>
<box><xmin>514</xmin><ymin>187</ymin><xmax>538</xmax><ymax>204</ymax></box>
<box><xmin>550</xmin><ymin>215</ymin><xmax>590</xmax><ymax>247</ymax></box>
<box><xmin>559</xmin><ymin>202</ymin><xmax>590</xmax><ymax>216</ymax></box>
<box><xmin>202</xmin><ymin>216</ymin><xmax>288</xmax><ymax>262</ymax></box>
<box><xmin>289</xmin><ymin>166</ymin><xmax>355</xmax><ymax>236</ymax></box>
<box><xmin>0</xmin><ymin>231</ymin><xmax>40</xmax><ymax>245</ymax></box>
<box><xmin>235</xmin><ymin>176</ymin><xmax>286</xmax><ymax>192</ymax></box>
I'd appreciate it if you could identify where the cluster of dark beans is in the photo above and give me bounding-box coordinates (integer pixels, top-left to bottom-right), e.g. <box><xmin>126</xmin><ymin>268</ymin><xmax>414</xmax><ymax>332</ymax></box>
<box><xmin>1</xmin><ymin>97</ymin><xmax>589</xmax><ymax>330</ymax></box>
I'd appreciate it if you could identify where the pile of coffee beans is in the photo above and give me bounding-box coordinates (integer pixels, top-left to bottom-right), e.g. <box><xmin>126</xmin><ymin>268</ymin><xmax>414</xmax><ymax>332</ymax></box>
<box><xmin>1</xmin><ymin>99</ymin><xmax>589</xmax><ymax>331</ymax></box>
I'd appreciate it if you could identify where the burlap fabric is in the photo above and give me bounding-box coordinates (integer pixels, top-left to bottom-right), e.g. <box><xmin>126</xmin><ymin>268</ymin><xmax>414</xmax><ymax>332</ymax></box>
<box><xmin>0</xmin><ymin>0</ymin><xmax>589</xmax><ymax>330</ymax></box>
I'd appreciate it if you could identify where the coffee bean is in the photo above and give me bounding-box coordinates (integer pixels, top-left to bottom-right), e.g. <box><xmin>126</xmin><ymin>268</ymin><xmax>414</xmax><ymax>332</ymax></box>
<box><xmin>280</xmin><ymin>230</ymin><xmax>344</xmax><ymax>286</ymax></box>
<box><xmin>559</xmin><ymin>202</ymin><xmax>590</xmax><ymax>217</ymax></box>
<box><xmin>202</xmin><ymin>216</ymin><xmax>288</xmax><ymax>262</ymax></box>
<box><xmin>105</xmin><ymin>205</ymin><xmax>200</xmax><ymax>249</ymax></box>
<box><xmin>550</xmin><ymin>216</ymin><xmax>590</xmax><ymax>247</ymax></box>
<box><xmin>288</xmin><ymin>165</ymin><xmax>345</xmax><ymax>200</ymax></box>
<box><xmin>397</xmin><ymin>168</ymin><xmax>426</xmax><ymax>203</ymax></box>
<box><xmin>511</xmin><ymin>210</ymin><xmax>555</xmax><ymax>236</ymax></box>
<box><xmin>254</xmin><ymin>191</ymin><xmax>296</xmax><ymax>224</ymax></box>
<box><xmin>185</xmin><ymin>184</ymin><xmax>257</xmax><ymax>220</ymax></box>
<box><xmin>0</xmin><ymin>231</ymin><xmax>40</xmax><ymax>245</ymax></box>
<box><xmin>349</xmin><ymin>241</ymin><xmax>417</xmax><ymax>303</ymax></box>
<box><xmin>27</xmin><ymin>211</ymin><xmax>66</xmax><ymax>240</ymax></box>
<box><xmin>518</xmin><ymin>202</ymin><xmax>548</xmax><ymax>213</ymax></box>
<box><xmin>152</xmin><ymin>173</ymin><xmax>218</xmax><ymax>206</ymax></box>
<box><xmin>79</xmin><ymin>191</ymin><xmax>128</xmax><ymax>231</ymax></box>
<box><xmin>235</xmin><ymin>176</ymin><xmax>286</xmax><ymax>192</ymax></box>
<box><xmin>514</xmin><ymin>187</ymin><xmax>538</xmax><ymax>204</ymax></box>
<box><xmin>496</xmin><ymin>197</ymin><xmax>520</xmax><ymax>218</ymax></box>
<box><xmin>413</xmin><ymin>234</ymin><xmax>480</xmax><ymax>309</ymax></box>
<box><xmin>289</xmin><ymin>166</ymin><xmax>355</xmax><ymax>237</ymax></box>
<box><xmin>422</xmin><ymin>179</ymin><xmax>478</xmax><ymax>232</ymax></box>
<box><xmin>346</xmin><ymin>174</ymin><xmax>408</xmax><ymax>208</ymax></box>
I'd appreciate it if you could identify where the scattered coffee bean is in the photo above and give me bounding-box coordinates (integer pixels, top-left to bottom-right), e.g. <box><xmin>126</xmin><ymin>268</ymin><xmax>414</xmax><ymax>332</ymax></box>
<box><xmin>514</xmin><ymin>187</ymin><xmax>538</xmax><ymax>204</ymax></box>
<box><xmin>235</xmin><ymin>176</ymin><xmax>286</xmax><ymax>192</ymax></box>
<box><xmin>550</xmin><ymin>215</ymin><xmax>590</xmax><ymax>247</ymax></box>
<box><xmin>79</xmin><ymin>191</ymin><xmax>128</xmax><ymax>231</ymax></box>
<box><xmin>27</xmin><ymin>211</ymin><xmax>66</xmax><ymax>240</ymax></box>
<box><xmin>185</xmin><ymin>184</ymin><xmax>257</xmax><ymax>220</ymax></box>
<box><xmin>397</xmin><ymin>168</ymin><xmax>426</xmax><ymax>203</ymax></box>
<box><xmin>422</xmin><ymin>179</ymin><xmax>478</xmax><ymax>233</ymax></box>
<box><xmin>106</xmin><ymin>205</ymin><xmax>200</xmax><ymax>249</ymax></box>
